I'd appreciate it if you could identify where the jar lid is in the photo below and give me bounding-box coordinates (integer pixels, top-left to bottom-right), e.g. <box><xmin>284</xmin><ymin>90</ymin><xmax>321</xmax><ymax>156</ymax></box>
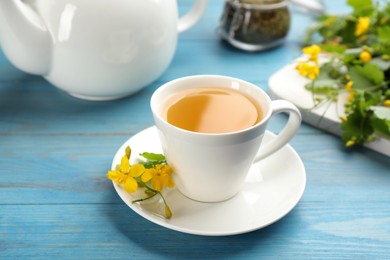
<box><xmin>227</xmin><ymin>0</ymin><xmax>290</xmax><ymax>10</ymax></box>
<box><xmin>227</xmin><ymin>0</ymin><xmax>325</xmax><ymax>16</ymax></box>
<box><xmin>290</xmin><ymin>0</ymin><xmax>325</xmax><ymax>16</ymax></box>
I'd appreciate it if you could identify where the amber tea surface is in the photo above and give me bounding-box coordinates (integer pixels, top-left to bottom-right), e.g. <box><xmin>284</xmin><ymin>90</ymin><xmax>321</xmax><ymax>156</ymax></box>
<box><xmin>162</xmin><ymin>87</ymin><xmax>262</xmax><ymax>133</ymax></box>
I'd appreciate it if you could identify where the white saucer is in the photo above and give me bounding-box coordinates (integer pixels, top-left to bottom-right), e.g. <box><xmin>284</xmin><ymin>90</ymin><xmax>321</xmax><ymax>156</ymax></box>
<box><xmin>111</xmin><ymin>126</ymin><xmax>306</xmax><ymax>236</ymax></box>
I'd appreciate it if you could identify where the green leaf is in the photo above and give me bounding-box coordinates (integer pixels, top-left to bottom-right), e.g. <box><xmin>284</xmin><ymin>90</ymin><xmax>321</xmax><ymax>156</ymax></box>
<box><xmin>316</xmin><ymin>16</ymin><xmax>357</xmax><ymax>46</ymax></box>
<box><xmin>349</xmin><ymin>66</ymin><xmax>375</xmax><ymax>89</ymax></box>
<box><xmin>349</xmin><ymin>63</ymin><xmax>384</xmax><ymax>88</ymax></box>
<box><xmin>370</xmin><ymin>106</ymin><xmax>390</xmax><ymax>138</ymax></box>
<box><xmin>377</xmin><ymin>26</ymin><xmax>390</xmax><ymax>43</ymax></box>
<box><xmin>341</xmin><ymin>111</ymin><xmax>374</xmax><ymax>144</ymax></box>
<box><xmin>139</xmin><ymin>152</ymin><xmax>166</xmax><ymax>161</ymax></box>
<box><xmin>347</xmin><ymin>0</ymin><xmax>374</xmax><ymax>16</ymax></box>
<box><xmin>371</xmin><ymin>106</ymin><xmax>390</xmax><ymax>120</ymax></box>
<box><xmin>341</xmin><ymin>53</ymin><xmax>359</xmax><ymax>65</ymax></box>
<box><xmin>137</xmin><ymin>152</ymin><xmax>167</xmax><ymax>169</ymax></box>
<box><xmin>319</xmin><ymin>43</ymin><xmax>347</xmax><ymax>54</ymax></box>
<box><xmin>361</xmin><ymin>63</ymin><xmax>384</xmax><ymax>84</ymax></box>
<box><xmin>347</xmin><ymin>0</ymin><xmax>372</xmax><ymax>9</ymax></box>
<box><xmin>341</xmin><ymin>91</ymin><xmax>382</xmax><ymax>144</ymax></box>
<box><xmin>339</xmin><ymin>20</ymin><xmax>359</xmax><ymax>45</ymax></box>
<box><xmin>140</xmin><ymin>160</ymin><xmax>167</xmax><ymax>169</ymax></box>
<box><xmin>357</xmin><ymin>91</ymin><xmax>382</xmax><ymax>116</ymax></box>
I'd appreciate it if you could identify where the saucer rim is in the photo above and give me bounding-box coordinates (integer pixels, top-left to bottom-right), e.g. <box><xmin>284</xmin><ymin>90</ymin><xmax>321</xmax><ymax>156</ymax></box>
<box><xmin>111</xmin><ymin>126</ymin><xmax>306</xmax><ymax>236</ymax></box>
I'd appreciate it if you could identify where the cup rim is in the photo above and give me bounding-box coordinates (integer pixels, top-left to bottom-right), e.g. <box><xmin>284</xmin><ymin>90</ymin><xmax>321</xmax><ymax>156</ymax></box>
<box><xmin>150</xmin><ymin>74</ymin><xmax>273</xmax><ymax>137</ymax></box>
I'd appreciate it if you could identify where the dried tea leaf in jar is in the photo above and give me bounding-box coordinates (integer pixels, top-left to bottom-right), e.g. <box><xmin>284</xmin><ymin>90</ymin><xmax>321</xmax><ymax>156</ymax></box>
<box><xmin>220</xmin><ymin>0</ymin><xmax>291</xmax><ymax>51</ymax></box>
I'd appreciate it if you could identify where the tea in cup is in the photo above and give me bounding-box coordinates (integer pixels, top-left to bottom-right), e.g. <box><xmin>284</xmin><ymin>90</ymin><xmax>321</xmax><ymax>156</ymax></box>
<box><xmin>151</xmin><ymin>75</ymin><xmax>301</xmax><ymax>202</ymax></box>
<box><xmin>163</xmin><ymin>87</ymin><xmax>261</xmax><ymax>133</ymax></box>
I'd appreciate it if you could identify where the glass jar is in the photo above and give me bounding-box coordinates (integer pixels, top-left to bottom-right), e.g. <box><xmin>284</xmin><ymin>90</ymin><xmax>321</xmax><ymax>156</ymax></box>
<box><xmin>219</xmin><ymin>0</ymin><xmax>291</xmax><ymax>51</ymax></box>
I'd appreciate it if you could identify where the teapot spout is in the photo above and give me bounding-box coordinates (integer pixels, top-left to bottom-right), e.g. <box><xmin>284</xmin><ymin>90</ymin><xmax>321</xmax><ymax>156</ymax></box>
<box><xmin>0</xmin><ymin>0</ymin><xmax>51</xmax><ymax>75</ymax></box>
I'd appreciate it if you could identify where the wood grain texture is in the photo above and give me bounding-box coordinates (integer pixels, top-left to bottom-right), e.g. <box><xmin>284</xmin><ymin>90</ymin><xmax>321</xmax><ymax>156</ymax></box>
<box><xmin>1</xmin><ymin>203</ymin><xmax>390</xmax><ymax>259</ymax></box>
<box><xmin>1</xmin><ymin>0</ymin><xmax>389</xmax><ymax>259</ymax></box>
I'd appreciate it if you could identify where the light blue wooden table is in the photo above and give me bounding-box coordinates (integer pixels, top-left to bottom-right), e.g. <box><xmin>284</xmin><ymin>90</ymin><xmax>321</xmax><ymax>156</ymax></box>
<box><xmin>1</xmin><ymin>1</ymin><xmax>389</xmax><ymax>259</ymax></box>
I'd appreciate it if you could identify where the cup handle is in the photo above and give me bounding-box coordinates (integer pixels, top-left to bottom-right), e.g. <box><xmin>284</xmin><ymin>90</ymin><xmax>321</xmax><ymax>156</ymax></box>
<box><xmin>253</xmin><ymin>100</ymin><xmax>302</xmax><ymax>163</ymax></box>
<box><xmin>177</xmin><ymin>0</ymin><xmax>208</xmax><ymax>33</ymax></box>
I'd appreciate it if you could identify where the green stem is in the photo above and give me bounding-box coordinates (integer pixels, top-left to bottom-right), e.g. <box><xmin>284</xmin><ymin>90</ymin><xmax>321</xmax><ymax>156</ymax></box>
<box><xmin>316</xmin><ymin>98</ymin><xmax>334</xmax><ymax>126</ymax></box>
<box><xmin>158</xmin><ymin>191</ymin><xmax>169</xmax><ymax>208</ymax></box>
<box><xmin>144</xmin><ymin>183</ymin><xmax>170</xmax><ymax>211</ymax></box>
<box><xmin>131</xmin><ymin>182</ymin><xmax>160</xmax><ymax>203</ymax></box>
<box><xmin>133</xmin><ymin>183</ymin><xmax>169</xmax><ymax>207</ymax></box>
<box><xmin>132</xmin><ymin>192</ymin><xmax>158</xmax><ymax>203</ymax></box>
<box><xmin>132</xmin><ymin>181</ymin><xmax>172</xmax><ymax>218</ymax></box>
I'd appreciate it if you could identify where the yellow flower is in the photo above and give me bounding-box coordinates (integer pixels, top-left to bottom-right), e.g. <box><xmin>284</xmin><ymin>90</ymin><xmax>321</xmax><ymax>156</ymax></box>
<box><xmin>359</xmin><ymin>51</ymin><xmax>372</xmax><ymax>63</ymax></box>
<box><xmin>107</xmin><ymin>154</ymin><xmax>145</xmax><ymax>193</ymax></box>
<box><xmin>107</xmin><ymin>155</ymin><xmax>130</xmax><ymax>184</ymax></box>
<box><xmin>302</xmin><ymin>45</ymin><xmax>321</xmax><ymax>63</ymax></box>
<box><xmin>106</xmin><ymin>146</ymin><xmax>174</xmax><ymax>218</ymax></box>
<box><xmin>345</xmin><ymin>139</ymin><xmax>356</xmax><ymax>147</ymax></box>
<box><xmin>384</xmin><ymin>99</ymin><xmax>390</xmax><ymax>108</ymax></box>
<box><xmin>345</xmin><ymin>81</ymin><xmax>355</xmax><ymax>102</ymax></box>
<box><xmin>348</xmin><ymin>91</ymin><xmax>355</xmax><ymax>102</ymax></box>
<box><xmin>295</xmin><ymin>62</ymin><xmax>320</xmax><ymax>80</ymax></box>
<box><xmin>339</xmin><ymin>115</ymin><xmax>347</xmax><ymax>122</ymax></box>
<box><xmin>345</xmin><ymin>81</ymin><xmax>353</xmax><ymax>91</ymax></box>
<box><xmin>142</xmin><ymin>164</ymin><xmax>174</xmax><ymax>192</ymax></box>
<box><xmin>355</xmin><ymin>17</ymin><xmax>370</xmax><ymax>36</ymax></box>
<box><xmin>125</xmin><ymin>164</ymin><xmax>146</xmax><ymax>193</ymax></box>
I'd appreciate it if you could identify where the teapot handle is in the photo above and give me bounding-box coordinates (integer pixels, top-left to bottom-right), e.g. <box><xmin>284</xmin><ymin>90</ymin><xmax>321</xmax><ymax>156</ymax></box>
<box><xmin>177</xmin><ymin>0</ymin><xmax>208</xmax><ymax>33</ymax></box>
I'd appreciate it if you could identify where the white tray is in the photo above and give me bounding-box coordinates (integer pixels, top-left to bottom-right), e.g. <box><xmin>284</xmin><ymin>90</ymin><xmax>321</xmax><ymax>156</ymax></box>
<box><xmin>268</xmin><ymin>61</ymin><xmax>390</xmax><ymax>156</ymax></box>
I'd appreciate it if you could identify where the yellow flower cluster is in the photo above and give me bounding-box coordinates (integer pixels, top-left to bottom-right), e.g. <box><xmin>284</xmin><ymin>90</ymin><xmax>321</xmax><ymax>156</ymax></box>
<box><xmin>345</xmin><ymin>80</ymin><xmax>354</xmax><ymax>102</ymax></box>
<box><xmin>107</xmin><ymin>146</ymin><xmax>174</xmax><ymax>218</ymax></box>
<box><xmin>295</xmin><ymin>62</ymin><xmax>320</xmax><ymax>80</ymax></box>
<box><xmin>355</xmin><ymin>17</ymin><xmax>370</xmax><ymax>36</ymax></box>
<box><xmin>142</xmin><ymin>164</ymin><xmax>174</xmax><ymax>192</ymax></box>
<box><xmin>295</xmin><ymin>45</ymin><xmax>321</xmax><ymax>80</ymax></box>
<box><xmin>303</xmin><ymin>44</ymin><xmax>321</xmax><ymax>64</ymax></box>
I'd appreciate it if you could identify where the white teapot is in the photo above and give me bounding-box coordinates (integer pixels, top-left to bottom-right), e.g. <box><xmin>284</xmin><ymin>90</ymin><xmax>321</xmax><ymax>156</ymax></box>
<box><xmin>0</xmin><ymin>0</ymin><xmax>208</xmax><ymax>100</ymax></box>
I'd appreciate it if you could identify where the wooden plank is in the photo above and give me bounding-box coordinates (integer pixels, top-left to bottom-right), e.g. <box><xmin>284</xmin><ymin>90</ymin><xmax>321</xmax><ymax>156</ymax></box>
<box><xmin>1</xmin><ymin>135</ymin><xmax>388</xmax><ymax>205</ymax></box>
<box><xmin>1</xmin><ymin>203</ymin><xmax>389</xmax><ymax>259</ymax></box>
<box><xmin>0</xmin><ymin>78</ymin><xmax>321</xmax><ymax>136</ymax></box>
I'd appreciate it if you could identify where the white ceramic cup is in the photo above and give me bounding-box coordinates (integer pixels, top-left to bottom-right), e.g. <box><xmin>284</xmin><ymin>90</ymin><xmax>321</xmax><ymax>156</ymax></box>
<box><xmin>151</xmin><ymin>75</ymin><xmax>301</xmax><ymax>202</ymax></box>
